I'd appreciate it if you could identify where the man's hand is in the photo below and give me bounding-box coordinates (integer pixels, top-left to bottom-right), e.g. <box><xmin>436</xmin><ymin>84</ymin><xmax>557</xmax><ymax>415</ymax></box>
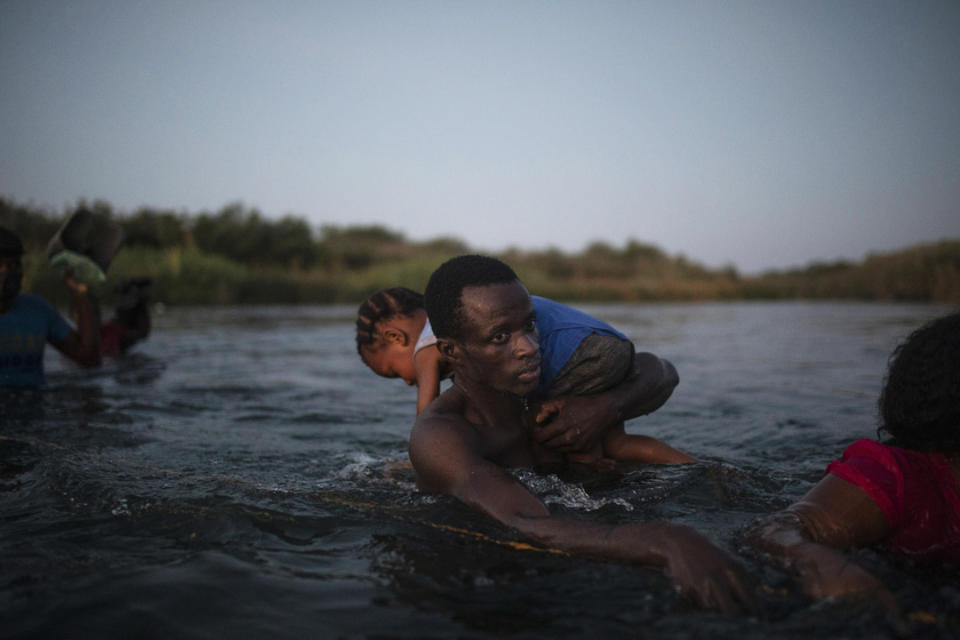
<box><xmin>641</xmin><ymin>524</ymin><xmax>759</xmax><ymax>614</ymax></box>
<box><xmin>530</xmin><ymin>394</ymin><xmax>615</xmax><ymax>453</ymax></box>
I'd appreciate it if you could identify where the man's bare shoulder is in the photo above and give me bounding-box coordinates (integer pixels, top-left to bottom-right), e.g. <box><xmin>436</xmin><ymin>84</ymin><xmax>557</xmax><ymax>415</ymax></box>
<box><xmin>408</xmin><ymin>388</ymin><xmax>482</xmax><ymax>492</ymax></box>
<box><xmin>410</xmin><ymin>387</ymin><xmax>473</xmax><ymax>446</ymax></box>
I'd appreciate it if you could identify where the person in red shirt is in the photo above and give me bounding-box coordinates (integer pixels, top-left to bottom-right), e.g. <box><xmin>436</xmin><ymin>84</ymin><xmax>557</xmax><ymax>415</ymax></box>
<box><xmin>98</xmin><ymin>278</ymin><xmax>151</xmax><ymax>357</ymax></box>
<box><xmin>750</xmin><ymin>311</ymin><xmax>960</xmax><ymax>609</ymax></box>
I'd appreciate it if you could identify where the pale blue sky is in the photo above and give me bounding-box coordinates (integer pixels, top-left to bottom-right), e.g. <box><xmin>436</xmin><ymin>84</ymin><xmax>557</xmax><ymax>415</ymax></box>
<box><xmin>2</xmin><ymin>1</ymin><xmax>958</xmax><ymax>273</ymax></box>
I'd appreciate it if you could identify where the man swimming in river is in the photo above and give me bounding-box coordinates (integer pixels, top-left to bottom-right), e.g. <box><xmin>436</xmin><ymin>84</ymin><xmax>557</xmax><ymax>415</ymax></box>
<box><xmin>407</xmin><ymin>255</ymin><xmax>756</xmax><ymax>613</ymax></box>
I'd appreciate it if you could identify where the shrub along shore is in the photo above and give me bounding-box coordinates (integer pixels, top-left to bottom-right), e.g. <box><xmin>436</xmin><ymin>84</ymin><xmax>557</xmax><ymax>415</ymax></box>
<box><xmin>3</xmin><ymin>197</ymin><xmax>959</xmax><ymax>308</ymax></box>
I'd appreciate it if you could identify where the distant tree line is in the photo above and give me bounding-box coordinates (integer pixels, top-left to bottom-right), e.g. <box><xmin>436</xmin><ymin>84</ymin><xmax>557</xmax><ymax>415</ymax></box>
<box><xmin>1</xmin><ymin>196</ymin><xmax>958</xmax><ymax>305</ymax></box>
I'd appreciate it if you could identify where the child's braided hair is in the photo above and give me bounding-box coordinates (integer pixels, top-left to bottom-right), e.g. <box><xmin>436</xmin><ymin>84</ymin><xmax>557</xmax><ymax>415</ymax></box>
<box><xmin>355</xmin><ymin>287</ymin><xmax>425</xmax><ymax>354</ymax></box>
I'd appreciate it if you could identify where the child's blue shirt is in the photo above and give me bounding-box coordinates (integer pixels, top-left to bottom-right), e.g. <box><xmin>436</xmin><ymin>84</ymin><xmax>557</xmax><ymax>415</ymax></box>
<box><xmin>532</xmin><ymin>296</ymin><xmax>626</xmax><ymax>392</ymax></box>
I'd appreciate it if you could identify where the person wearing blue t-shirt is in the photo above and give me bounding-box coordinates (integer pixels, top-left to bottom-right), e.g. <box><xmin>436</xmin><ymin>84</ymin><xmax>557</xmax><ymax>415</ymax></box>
<box><xmin>0</xmin><ymin>226</ymin><xmax>101</xmax><ymax>387</ymax></box>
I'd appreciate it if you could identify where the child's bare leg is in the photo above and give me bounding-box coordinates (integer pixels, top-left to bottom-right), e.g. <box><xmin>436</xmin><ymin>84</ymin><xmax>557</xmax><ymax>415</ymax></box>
<box><xmin>602</xmin><ymin>423</ymin><xmax>696</xmax><ymax>464</ymax></box>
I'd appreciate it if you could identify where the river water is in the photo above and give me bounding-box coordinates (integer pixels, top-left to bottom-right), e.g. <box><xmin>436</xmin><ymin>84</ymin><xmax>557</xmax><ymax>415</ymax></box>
<box><xmin>1</xmin><ymin>302</ymin><xmax>957</xmax><ymax>639</ymax></box>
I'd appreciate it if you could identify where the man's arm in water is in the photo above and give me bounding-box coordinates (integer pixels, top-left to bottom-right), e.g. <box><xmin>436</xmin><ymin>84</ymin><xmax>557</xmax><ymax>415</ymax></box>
<box><xmin>531</xmin><ymin>352</ymin><xmax>683</xmax><ymax>457</ymax></box>
<box><xmin>747</xmin><ymin>474</ymin><xmax>897</xmax><ymax>609</ymax></box>
<box><xmin>409</xmin><ymin>407</ymin><xmax>756</xmax><ymax>614</ymax></box>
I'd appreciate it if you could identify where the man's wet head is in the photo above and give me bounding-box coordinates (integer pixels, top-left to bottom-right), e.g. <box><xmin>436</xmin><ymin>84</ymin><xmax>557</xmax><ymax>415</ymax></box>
<box><xmin>425</xmin><ymin>255</ymin><xmax>541</xmax><ymax>396</ymax></box>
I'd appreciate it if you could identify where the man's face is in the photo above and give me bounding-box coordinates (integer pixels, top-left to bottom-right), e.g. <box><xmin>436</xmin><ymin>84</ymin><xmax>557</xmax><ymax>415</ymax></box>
<box><xmin>0</xmin><ymin>254</ymin><xmax>23</xmax><ymax>305</ymax></box>
<box><xmin>449</xmin><ymin>280</ymin><xmax>540</xmax><ymax>396</ymax></box>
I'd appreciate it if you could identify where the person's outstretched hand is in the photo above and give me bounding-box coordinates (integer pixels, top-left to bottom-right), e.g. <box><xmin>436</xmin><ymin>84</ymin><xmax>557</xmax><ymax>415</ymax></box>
<box><xmin>657</xmin><ymin>525</ymin><xmax>760</xmax><ymax>614</ymax></box>
<box><xmin>794</xmin><ymin>543</ymin><xmax>899</xmax><ymax>610</ymax></box>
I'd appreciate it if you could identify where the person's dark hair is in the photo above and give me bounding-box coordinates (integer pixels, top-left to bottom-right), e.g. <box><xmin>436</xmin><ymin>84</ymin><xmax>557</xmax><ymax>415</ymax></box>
<box><xmin>115</xmin><ymin>278</ymin><xmax>151</xmax><ymax>327</ymax></box>
<box><xmin>424</xmin><ymin>255</ymin><xmax>519</xmax><ymax>340</ymax></box>
<box><xmin>0</xmin><ymin>226</ymin><xmax>24</xmax><ymax>257</ymax></box>
<box><xmin>877</xmin><ymin>311</ymin><xmax>960</xmax><ymax>451</ymax></box>
<box><xmin>355</xmin><ymin>287</ymin><xmax>425</xmax><ymax>353</ymax></box>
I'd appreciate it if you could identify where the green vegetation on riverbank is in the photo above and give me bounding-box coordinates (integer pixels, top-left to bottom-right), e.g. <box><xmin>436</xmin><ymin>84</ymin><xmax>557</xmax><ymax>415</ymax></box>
<box><xmin>3</xmin><ymin>197</ymin><xmax>959</xmax><ymax>306</ymax></box>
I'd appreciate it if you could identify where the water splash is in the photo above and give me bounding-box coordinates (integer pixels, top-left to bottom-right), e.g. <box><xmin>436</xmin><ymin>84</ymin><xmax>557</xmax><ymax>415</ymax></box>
<box><xmin>325</xmin><ymin>451</ymin><xmax>418</xmax><ymax>493</ymax></box>
<box><xmin>513</xmin><ymin>470</ymin><xmax>634</xmax><ymax>512</ymax></box>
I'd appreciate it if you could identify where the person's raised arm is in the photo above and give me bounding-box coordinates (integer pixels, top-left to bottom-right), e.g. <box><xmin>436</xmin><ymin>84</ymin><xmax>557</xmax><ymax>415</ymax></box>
<box><xmin>52</xmin><ymin>268</ymin><xmax>101</xmax><ymax>367</ymax></box>
<box><xmin>532</xmin><ymin>352</ymin><xmax>685</xmax><ymax>457</ymax></box>
<box><xmin>409</xmin><ymin>414</ymin><xmax>756</xmax><ymax>613</ymax></box>
<box><xmin>748</xmin><ymin>474</ymin><xmax>897</xmax><ymax>609</ymax></box>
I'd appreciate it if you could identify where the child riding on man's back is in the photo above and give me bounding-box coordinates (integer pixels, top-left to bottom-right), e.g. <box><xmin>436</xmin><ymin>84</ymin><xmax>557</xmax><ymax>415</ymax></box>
<box><xmin>356</xmin><ymin>287</ymin><xmax>694</xmax><ymax>467</ymax></box>
<box><xmin>356</xmin><ymin>287</ymin><xmax>450</xmax><ymax>415</ymax></box>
